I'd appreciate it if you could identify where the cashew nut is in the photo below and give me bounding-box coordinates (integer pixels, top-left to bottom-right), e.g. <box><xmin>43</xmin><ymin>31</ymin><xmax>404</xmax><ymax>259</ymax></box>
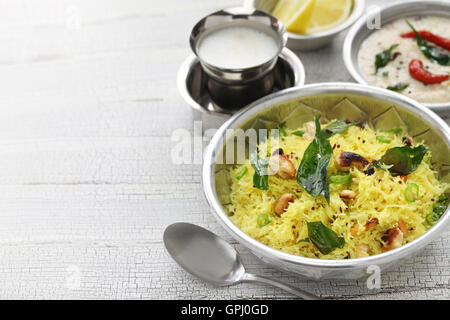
<box><xmin>269</xmin><ymin>154</ymin><xmax>296</xmax><ymax>179</ymax></box>
<box><xmin>398</xmin><ymin>219</ymin><xmax>408</xmax><ymax>237</ymax></box>
<box><xmin>402</xmin><ymin>136</ymin><xmax>413</xmax><ymax>147</ymax></box>
<box><xmin>365</xmin><ymin>218</ymin><xmax>379</xmax><ymax>230</ymax></box>
<box><xmin>302</xmin><ymin>121</ymin><xmax>315</xmax><ymax>141</ymax></box>
<box><xmin>382</xmin><ymin>227</ymin><xmax>404</xmax><ymax>252</ymax></box>
<box><xmin>340</xmin><ymin>189</ymin><xmax>356</xmax><ymax>199</ymax></box>
<box><xmin>274</xmin><ymin>193</ymin><xmax>295</xmax><ymax>216</ymax></box>
<box><xmin>335</xmin><ymin>152</ymin><xmax>375</xmax><ymax>175</ymax></box>
<box><xmin>355</xmin><ymin>244</ymin><xmax>370</xmax><ymax>258</ymax></box>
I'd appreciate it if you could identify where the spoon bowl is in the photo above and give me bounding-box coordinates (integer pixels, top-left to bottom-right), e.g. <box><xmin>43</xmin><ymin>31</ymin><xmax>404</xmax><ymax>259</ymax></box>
<box><xmin>163</xmin><ymin>222</ymin><xmax>245</xmax><ymax>286</ymax></box>
<box><xmin>164</xmin><ymin>222</ymin><xmax>319</xmax><ymax>299</ymax></box>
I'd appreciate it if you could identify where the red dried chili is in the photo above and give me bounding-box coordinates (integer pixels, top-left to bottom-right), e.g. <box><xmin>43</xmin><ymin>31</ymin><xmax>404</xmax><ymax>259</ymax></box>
<box><xmin>401</xmin><ymin>30</ymin><xmax>450</xmax><ymax>51</ymax></box>
<box><xmin>409</xmin><ymin>59</ymin><xmax>449</xmax><ymax>85</ymax></box>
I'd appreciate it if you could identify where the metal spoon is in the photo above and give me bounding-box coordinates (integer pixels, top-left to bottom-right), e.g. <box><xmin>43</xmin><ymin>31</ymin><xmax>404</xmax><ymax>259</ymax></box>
<box><xmin>163</xmin><ymin>222</ymin><xmax>319</xmax><ymax>300</ymax></box>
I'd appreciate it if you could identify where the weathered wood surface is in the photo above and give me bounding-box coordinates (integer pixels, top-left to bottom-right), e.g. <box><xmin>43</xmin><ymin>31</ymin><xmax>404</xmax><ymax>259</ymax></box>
<box><xmin>0</xmin><ymin>0</ymin><xmax>448</xmax><ymax>299</ymax></box>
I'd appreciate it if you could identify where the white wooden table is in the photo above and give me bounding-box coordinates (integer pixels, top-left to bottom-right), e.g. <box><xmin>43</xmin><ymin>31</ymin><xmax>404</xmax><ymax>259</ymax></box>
<box><xmin>0</xmin><ymin>0</ymin><xmax>448</xmax><ymax>299</ymax></box>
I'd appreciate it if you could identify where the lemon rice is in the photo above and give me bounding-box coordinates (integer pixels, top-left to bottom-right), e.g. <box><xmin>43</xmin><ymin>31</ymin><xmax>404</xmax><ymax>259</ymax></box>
<box><xmin>226</xmin><ymin>123</ymin><xmax>448</xmax><ymax>259</ymax></box>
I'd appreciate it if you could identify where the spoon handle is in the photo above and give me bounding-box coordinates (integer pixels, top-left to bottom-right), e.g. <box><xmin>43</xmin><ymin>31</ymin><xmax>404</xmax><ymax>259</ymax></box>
<box><xmin>241</xmin><ymin>273</ymin><xmax>320</xmax><ymax>300</ymax></box>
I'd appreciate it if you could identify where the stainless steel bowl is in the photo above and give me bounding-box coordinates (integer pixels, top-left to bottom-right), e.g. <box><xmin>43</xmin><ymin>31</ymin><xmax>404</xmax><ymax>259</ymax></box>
<box><xmin>202</xmin><ymin>82</ymin><xmax>450</xmax><ymax>280</ymax></box>
<box><xmin>343</xmin><ymin>0</ymin><xmax>450</xmax><ymax>112</ymax></box>
<box><xmin>190</xmin><ymin>7</ymin><xmax>287</xmax><ymax>110</ymax></box>
<box><xmin>177</xmin><ymin>47</ymin><xmax>306</xmax><ymax>131</ymax></box>
<box><xmin>245</xmin><ymin>0</ymin><xmax>366</xmax><ymax>51</ymax></box>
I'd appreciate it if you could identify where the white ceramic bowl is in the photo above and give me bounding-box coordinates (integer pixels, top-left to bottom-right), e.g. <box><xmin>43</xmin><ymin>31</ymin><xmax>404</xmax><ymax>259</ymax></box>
<box><xmin>245</xmin><ymin>0</ymin><xmax>366</xmax><ymax>51</ymax></box>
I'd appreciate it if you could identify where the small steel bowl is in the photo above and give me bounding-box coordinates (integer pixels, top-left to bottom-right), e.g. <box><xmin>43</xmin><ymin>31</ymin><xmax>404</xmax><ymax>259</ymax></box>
<box><xmin>177</xmin><ymin>47</ymin><xmax>305</xmax><ymax>131</ymax></box>
<box><xmin>343</xmin><ymin>0</ymin><xmax>450</xmax><ymax>112</ymax></box>
<box><xmin>202</xmin><ymin>82</ymin><xmax>450</xmax><ymax>280</ymax></box>
<box><xmin>245</xmin><ymin>0</ymin><xmax>366</xmax><ymax>51</ymax></box>
<box><xmin>190</xmin><ymin>7</ymin><xmax>287</xmax><ymax>110</ymax></box>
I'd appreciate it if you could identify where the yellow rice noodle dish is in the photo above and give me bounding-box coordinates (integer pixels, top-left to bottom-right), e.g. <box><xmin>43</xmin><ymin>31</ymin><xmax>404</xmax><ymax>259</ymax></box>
<box><xmin>227</xmin><ymin>117</ymin><xmax>449</xmax><ymax>259</ymax></box>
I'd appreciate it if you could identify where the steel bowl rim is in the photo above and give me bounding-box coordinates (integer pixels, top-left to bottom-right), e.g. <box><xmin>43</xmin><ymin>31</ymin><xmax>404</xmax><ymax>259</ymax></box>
<box><xmin>202</xmin><ymin>82</ymin><xmax>450</xmax><ymax>269</ymax></box>
<box><xmin>244</xmin><ymin>0</ymin><xmax>366</xmax><ymax>40</ymax></box>
<box><xmin>177</xmin><ymin>47</ymin><xmax>306</xmax><ymax>116</ymax></box>
<box><xmin>189</xmin><ymin>7</ymin><xmax>288</xmax><ymax>73</ymax></box>
<box><xmin>343</xmin><ymin>0</ymin><xmax>450</xmax><ymax>111</ymax></box>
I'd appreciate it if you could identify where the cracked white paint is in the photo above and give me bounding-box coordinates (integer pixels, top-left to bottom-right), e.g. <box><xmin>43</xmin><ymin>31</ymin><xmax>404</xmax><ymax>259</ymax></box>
<box><xmin>0</xmin><ymin>0</ymin><xmax>448</xmax><ymax>299</ymax></box>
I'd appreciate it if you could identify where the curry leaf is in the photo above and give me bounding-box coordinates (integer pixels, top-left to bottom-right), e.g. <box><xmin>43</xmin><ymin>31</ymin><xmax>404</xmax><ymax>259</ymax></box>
<box><xmin>375</xmin><ymin>145</ymin><xmax>427</xmax><ymax>176</ymax></box>
<box><xmin>292</xmin><ymin>130</ymin><xmax>305</xmax><ymax>137</ymax></box>
<box><xmin>307</xmin><ymin>221</ymin><xmax>345</xmax><ymax>254</ymax></box>
<box><xmin>387</xmin><ymin>83</ymin><xmax>409</xmax><ymax>92</ymax></box>
<box><xmin>433</xmin><ymin>194</ymin><xmax>449</xmax><ymax>217</ymax></box>
<box><xmin>297</xmin><ymin>116</ymin><xmax>333</xmax><ymax>203</ymax></box>
<box><xmin>250</xmin><ymin>153</ymin><xmax>269</xmax><ymax>190</ymax></box>
<box><xmin>384</xmin><ymin>128</ymin><xmax>403</xmax><ymax>135</ymax></box>
<box><xmin>407</xmin><ymin>20</ymin><xmax>450</xmax><ymax>66</ymax></box>
<box><xmin>433</xmin><ymin>203</ymin><xmax>447</xmax><ymax>217</ymax></box>
<box><xmin>374</xmin><ymin>44</ymin><xmax>399</xmax><ymax>74</ymax></box>
<box><xmin>277</xmin><ymin>121</ymin><xmax>287</xmax><ymax>137</ymax></box>
<box><xmin>323</xmin><ymin>120</ymin><xmax>358</xmax><ymax>138</ymax></box>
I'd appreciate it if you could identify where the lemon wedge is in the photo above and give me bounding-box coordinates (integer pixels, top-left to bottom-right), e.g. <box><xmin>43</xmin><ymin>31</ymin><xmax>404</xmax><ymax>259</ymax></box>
<box><xmin>271</xmin><ymin>0</ymin><xmax>316</xmax><ymax>34</ymax></box>
<box><xmin>306</xmin><ymin>0</ymin><xmax>353</xmax><ymax>34</ymax></box>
